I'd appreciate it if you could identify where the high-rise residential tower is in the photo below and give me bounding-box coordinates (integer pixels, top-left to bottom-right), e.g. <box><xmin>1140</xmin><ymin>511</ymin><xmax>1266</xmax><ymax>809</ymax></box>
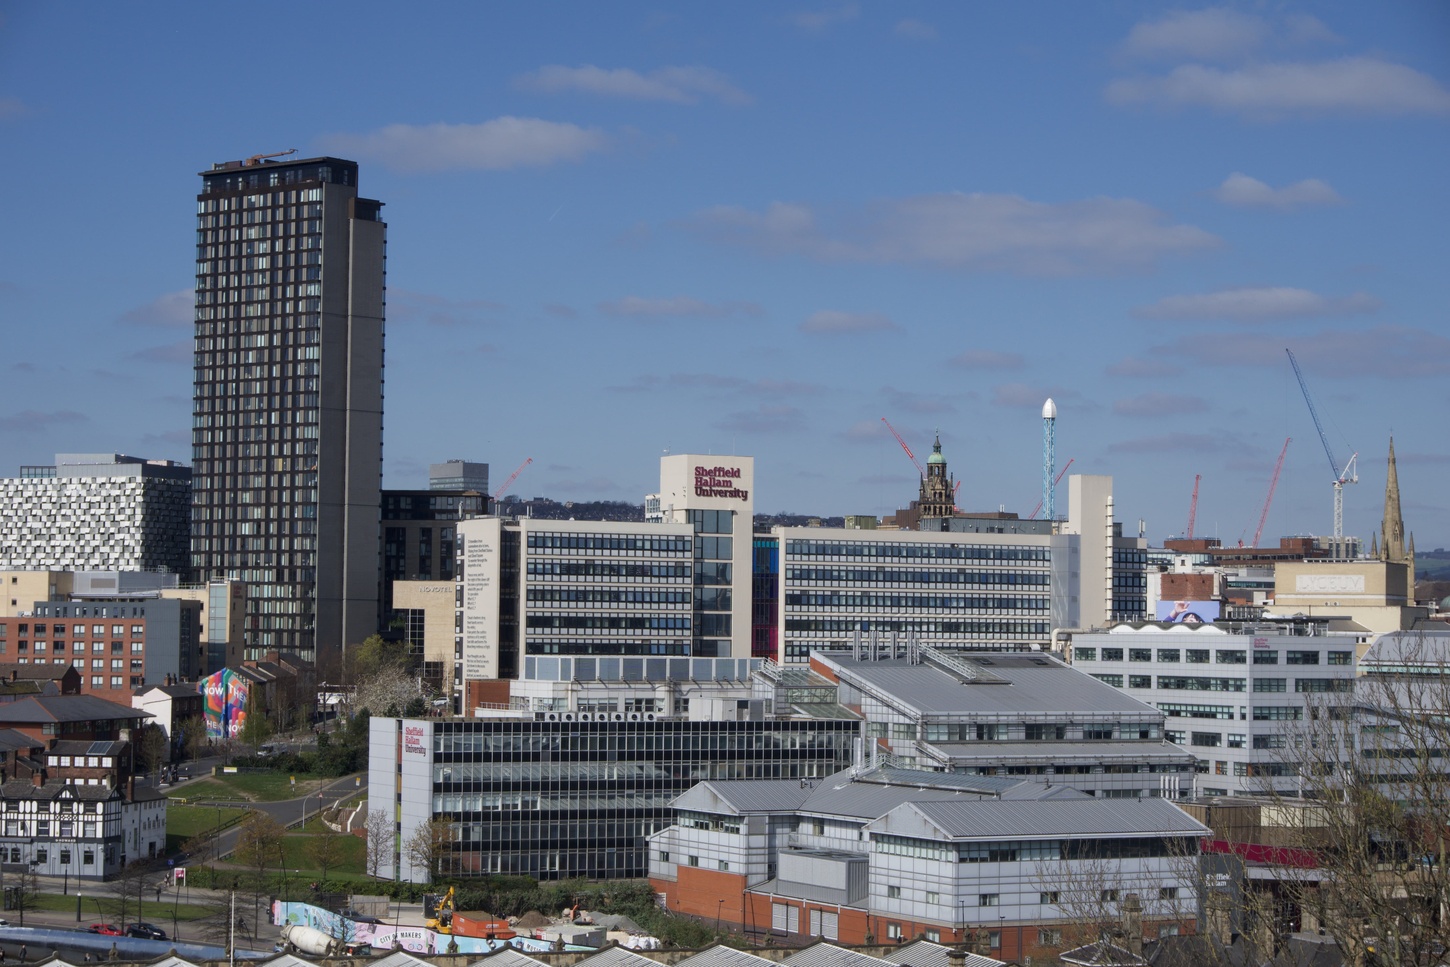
<box><xmin>191</xmin><ymin>155</ymin><xmax>385</xmax><ymax>666</ymax></box>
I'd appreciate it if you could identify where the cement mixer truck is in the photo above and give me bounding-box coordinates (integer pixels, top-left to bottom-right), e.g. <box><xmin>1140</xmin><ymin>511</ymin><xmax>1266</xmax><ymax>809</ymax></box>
<box><xmin>281</xmin><ymin>924</ymin><xmax>370</xmax><ymax>957</ymax></box>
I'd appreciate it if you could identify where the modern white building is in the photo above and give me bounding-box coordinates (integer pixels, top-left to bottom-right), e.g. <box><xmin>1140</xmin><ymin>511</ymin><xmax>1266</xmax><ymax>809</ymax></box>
<box><xmin>1067</xmin><ymin>616</ymin><xmax>1364</xmax><ymax>796</ymax></box>
<box><xmin>648</xmin><ymin>765</ymin><xmax>1208</xmax><ymax>960</ymax></box>
<box><xmin>0</xmin><ymin>455</ymin><xmax>191</xmax><ymax>573</ymax></box>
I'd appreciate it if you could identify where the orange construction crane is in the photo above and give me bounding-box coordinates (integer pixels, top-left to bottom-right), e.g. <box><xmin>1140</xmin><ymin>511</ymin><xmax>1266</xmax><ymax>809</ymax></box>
<box><xmin>492</xmin><ymin>458</ymin><xmax>533</xmax><ymax>501</ymax></box>
<box><xmin>1186</xmin><ymin>474</ymin><xmax>1201</xmax><ymax>540</ymax></box>
<box><xmin>881</xmin><ymin>417</ymin><xmax>925</xmax><ymax>479</ymax></box>
<box><xmin>1028</xmin><ymin>458</ymin><xmax>1074</xmax><ymax>520</ymax></box>
<box><xmin>1241</xmin><ymin>438</ymin><xmax>1290</xmax><ymax>547</ymax></box>
<box><xmin>242</xmin><ymin>148</ymin><xmax>298</xmax><ymax>167</ymax></box>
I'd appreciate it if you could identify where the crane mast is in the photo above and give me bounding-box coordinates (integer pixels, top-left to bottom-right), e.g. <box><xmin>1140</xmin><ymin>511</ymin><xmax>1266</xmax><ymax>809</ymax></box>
<box><xmin>492</xmin><ymin>457</ymin><xmax>533</xmax><ymax>501</ymax></box>
<box><xmin>1253</xmin><ymin>439</ymin><xmax>1291</xmax><ymax>548</ymax></box>
<box><xmin>1185</xmin><ymin>474</ymin><xmax>1201</xmax><ymax>540</ymax></box>
<box><xmin>1286</xmin><ymin>349</ymin><xmax>1357</xmax><ymax>538</ymax></box>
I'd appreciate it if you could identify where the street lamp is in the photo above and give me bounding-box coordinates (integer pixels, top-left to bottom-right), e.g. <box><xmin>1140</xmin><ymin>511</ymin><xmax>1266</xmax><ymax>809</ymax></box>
<box><xmin>716</xmin><ymin>898</ymin><xmax>725</xmax><ymax>934</ymax></box>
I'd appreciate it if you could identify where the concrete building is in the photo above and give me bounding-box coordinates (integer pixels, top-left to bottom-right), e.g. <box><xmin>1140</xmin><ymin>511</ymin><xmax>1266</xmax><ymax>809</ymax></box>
<box><xmin>806</xmin><ymin>646</ymin><xmax>1197</xmax><ymax>797</ymax></box>
<box><xmin>429</xmin><ymin>461</ymin><xmax>489</xmax><ymax>494</ymax></box>
<box><xmin>648</xmin><ymin>766</ymin><xmax>1207</xmax><ymax>961</ymax></box>
<box><xmin>390</xmin><ymin>579</ymin><xmax>456</xmax><ymax>696</ymax></box>
<box><xmin>381</xmin><ymin>488</ymin><xmax>485</xmax><ymax>650</ymax></box>
<box><xmin>368</xmin><ymin>709</ymin><xmax>860</xmax><ymax>882</ymax></box>
<box><xmin>191</xmin><ymin>154</ymin><xmax>386</xmax><ymax>666</ymax></box>
<box><xmin>1067</xmin><ymin>616</ymin><xmax>1363</xmax><ymax>796</ymax></box>
<box><xmin>0</xmin><ymin>455</ymin><xmax>190</xmax><ymax>573</ymax></box>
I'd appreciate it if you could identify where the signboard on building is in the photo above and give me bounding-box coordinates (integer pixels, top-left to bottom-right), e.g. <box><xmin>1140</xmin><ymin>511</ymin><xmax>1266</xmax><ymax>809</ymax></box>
<box><xmin>200</xmin><ymin>667</ymin><xmax>250</xmax><ymax>738</ymax></box>
<box><xmin>460</xmin><ymin>517</ymin><xmax>503</xmax><ymax>682</ymax></box>
<box><xmin>1155</xmin><ymin>600</ymin><xmax>1221</xmax><ymax>624</ymax></box>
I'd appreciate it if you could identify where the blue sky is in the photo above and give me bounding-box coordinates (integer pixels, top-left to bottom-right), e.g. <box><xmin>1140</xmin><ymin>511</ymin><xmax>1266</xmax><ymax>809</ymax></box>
<box><xmin>1</xmin><ymin>2</ymin><xmax>1447</xmax><ymax>550</ymax></box>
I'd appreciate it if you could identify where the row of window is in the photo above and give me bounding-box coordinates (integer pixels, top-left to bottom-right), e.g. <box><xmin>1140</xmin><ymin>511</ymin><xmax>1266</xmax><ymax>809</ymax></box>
<box><xmin>526</xmin><ymin>534</ymin><xmax>693</xmax><ymax>554</ymax></box>
<box><xmin>786</xmin><ymin>541</ymin><xmax>1050</xmax><ymax>562</ymax></box>
<box><xmin>1077</xmin><ymin>646</ymin><xmax>1350</xmax><ymax>665</ymax></box>
<box><xmin>785</xmin><ymin>593</ymin><xmax>1048</xmax><ymax>611</ymax></box>
<box><xmin>0</xmin><ymin>624</ymin><xmax>143</xmax><ymax>637</ymax></box>
<box><xmin>786</xmin><ymin>567</ymin><xmax>1049</xmax><ymax>587</ymax></box>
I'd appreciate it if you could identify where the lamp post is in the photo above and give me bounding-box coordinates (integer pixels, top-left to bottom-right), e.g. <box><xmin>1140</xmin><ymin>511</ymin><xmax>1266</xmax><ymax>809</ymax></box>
<box><xmin>716</xmin><ymin>898</ymin><xmax>724</xmax><ymax>934</ymax></box>
<box><xmin>76</xmin><ymin>892</ymin><xmax>83</xmax><ymax>922</ymax></box>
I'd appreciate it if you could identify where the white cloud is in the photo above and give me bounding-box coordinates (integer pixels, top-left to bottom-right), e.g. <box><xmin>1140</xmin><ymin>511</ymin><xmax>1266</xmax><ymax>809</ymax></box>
<box><xmin>1213</xmin><ymin>172</ymin><xmax>1342</xmax><ymax>210</ymax></box>
<box><xmin>792</xmin><ymin>3</ymin><xmax>859</xmax><ymax>30</ymax></box>
<box><xmin>894</xmin><ymin>19</ymin><xmax>937</xmax><ymax>41</ymax></box>
<box><xmin>598</xmin><ymin>296</ymin><xmax>761</xmax><ymax>319</ymax></box>
<box><xmin>691</xmin><ymin>193</ymin><xmax>1218</xmax><ymax>276</ymax></box>
<box><xmin>1134</xmin><ymin>287</ymin><xmax>1379</xmax><ymax>321</ymax></box>
<box><xmin>318</xmin><ymin>118</ymin><xmax>607</xmax><ymax>173</ymax></box>
<box><xmin>120</xmin><ymin>289</ymin><xmax>193</xmax><ymax>328</ymax></box>
<box><xmin>1122</xmin><ymin>8</ymin><xmax>1269</xmax><ymax>61</ymax></box>
<box><xmin>800</xmin><ymin>310</ymin><xmax>896</xmax><ymax>334</ymax></box>
<box><xmin>1107</xmin><ymin>57</ymin><xmax>1450</xmax><ymax>118</ymax></box>
<box><xmin>514</xmin><ymin>65</ymin><xmax>750</xmax><ymax>106</ymax></box>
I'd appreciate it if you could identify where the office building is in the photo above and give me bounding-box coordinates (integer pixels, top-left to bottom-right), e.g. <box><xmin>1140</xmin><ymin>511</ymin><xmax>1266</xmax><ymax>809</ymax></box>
<box><xmin>429</xmin><ymin>461</ymin><xmax>489</xmax><ymax>494</ymax></box>
<box><xmin>191</xmin><ymin>154</ymin><xmax>386</xmax><ymax>666</ymax></box>
<box><xmin>369</xmin><ymin>709</ymin><xmax>860</xmax><ymax>882</ymax></box>
<box><xmin>648</xmin><ymin>766</ymin><xmax>1207</xmax><ymax>959</ymax></box>
<box><xmin>381</xmin><ymin>487</ymin><xmax>485</xmax><ymax>643</ymax></box>
<box><xmin>1067</xmin><ymin>616</ymin><xmax>1363</xmax><ymax>796</ymax></box>
<box><xmin>0</xmin><ymin>454</ymin><xmax>190</xmax><ymax>573</ymax></box>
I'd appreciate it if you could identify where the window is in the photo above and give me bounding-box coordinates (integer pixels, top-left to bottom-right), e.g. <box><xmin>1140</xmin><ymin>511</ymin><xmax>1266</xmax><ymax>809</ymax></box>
<box><xmin>1328</xmin><ymin>651</ymin><xmax>1352</xmax><ymax>666</ymax></box>
<box><xmin>1101</xmin><ymin>648</ymin><xmax>1124</xmax><ymax>661</ymax></box>
<box><xmin>979</xmin><ymin>893</ymin><xmax>999</xmax><ymax>907</ymax></box>
<box><xmin>1286</xmin><ymin>650</ymin><xmax>1320</xmax><ymax>665</ymax></box>
<box><xmin>925</xmin><ymin>929</ymin><xmax>941</xmax><ymax>943</ymax></box>
<box><xmin>887</xmin><ymin>923</ymin><xmax>902</xmax><ymax>940</ymax></box>
<box><xmin>1253</xmin><ymin>650</ymin><xmax>1279</xmax><ymax>664</ymax></box>
<box><xmin>1253</xmin><ymin>735</ymin><xmax>1286</xmax><ymax>749</ymax></box>
<box><xmin>1297</xmin><ymin>678</ymin><xmax>1353</xmax><ymax>693</ymax></box>
<box><xmin>886</xmin><ymin>886</ymin><xmax>901</xmax><ymax>898</ymax></box>
<box><xmin>1039</xmin><ymin>929</ymin><xmax>1064</xmax><ymax>946</ymax></box>
<box><xmin>1040</xmin><ymin>891</ymin><xmax>1060</xmax><ymax>904</ymax></box>
<box><xmin>1129</xmin><ymin>675</ymin><xmax>1152</xmax><ymax>688</ymax></box>
<box><xmin>1159</xmin><ymin>925</ymin><xmax>1181</xmax><ymax>939</ymax></box>
<box><xmin>36</xmin><ymin>848</ymin><xmax>47</xmax><ymax>863</ymax></box>
<box><xmin>1074</xmin><ymin>648</ymin><xmax>1097</xmax><ymax>662</ymax></box>
<box><xmin>1253</xmin><ymin>678</ymin><xmax>1286</xmax><ymax>692</ymax></box>
<box><xmin>1217</xmin><ymin>650</ymin><xmax>1246</xmax><ymax>664</ymax></box>
<box><xmin>1129</xmin><ymin>649</ymin><xmax>1153</xmax><ymax>662</ymax></box>
<box><xmin>1227</xmin><ymin>733</ymin><xmax>1246</xmax><ymax>749</ymax></box>
<box><xmin>718</xmin><ymin>860</ymin><xmax>729</xmax><ymax>871</ymax></box>
<box><xmin>1186</xmin><ymin>649</ymin><xmax>1210</xmax><ymax>664</ymax></box>
<box><xmin>989</xmin><ymin>932</ymin><xmax>1001</xmax><ymax>950</ymax></box>
<box><xmin>687</xmin><ymin>855</ymin><xmax>699</xmax><ymax>867</ymax></box>
<box><xmin>1084</xmin><ymin>726</ymin><xmax>1114</xmax><ymax>740</ymax></box>
<box><xmin>977</xmin><ymin>724</ymin><xmax>998</xmax><ymax>740</ymax></box>
<box><xmin>1092</xmin><ymin>674</ymin><xmax>1124</xmax><ymax>687</ymax></box>
<box><xmin>925</xmin><ymin>891</ymin><xmax>939</xmax><ymax>904</ymax></box>
<box><xmin>658</xmin><ymin>851</ymin><xmax>670</xmax><ymax>863</ymax></box>
<box><xmin>1158</xmin><ymin>649</ymin><xmax>1179</xmax><ymax>662</ymax></box>
<box><xmin>1101</xmin><ymin>889</ymin><xmax>1119</xmax><ymax>903</ymax></box>
<box><xmin>1026</xmin><ymin>724</ymin><xmax>1066</xmax><ymax>740</ymax></box>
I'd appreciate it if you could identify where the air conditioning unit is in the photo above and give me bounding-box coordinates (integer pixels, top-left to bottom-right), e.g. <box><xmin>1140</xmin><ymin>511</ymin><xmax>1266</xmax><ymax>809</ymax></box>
<box><xmin>544</xmin><ymin>712</ymin><xmax>560</xmax><ymax>721</ymax></box>
<box><xmin>627</xmin><ymin>712</ymin><xmax>642</xmax><ymax>722</ymax></box>
<box><xmin>644</xmin><ymin>713</ymin><xmax>657</xmax><ymax>721</ymax></box>
<box><xmin>611</xmin><ymin>712</ymin><xmax>626</xmax><ymax>722</ymax></box>
<box><xmin>561</xmin><ymin>712</ymin><xmax>576</xmax><ymax>722</ymax></box>
<box><xmin>576</xmin><ymin>712</ymin><xmax>593</xmax><ymax>722</ymax></box>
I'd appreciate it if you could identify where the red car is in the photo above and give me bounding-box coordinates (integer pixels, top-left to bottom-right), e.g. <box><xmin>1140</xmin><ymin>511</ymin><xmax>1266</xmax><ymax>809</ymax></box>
<box><xmin>88</xmin><ymin>924</ymin><xmax>123</xmax><ymax>936</ymax></box>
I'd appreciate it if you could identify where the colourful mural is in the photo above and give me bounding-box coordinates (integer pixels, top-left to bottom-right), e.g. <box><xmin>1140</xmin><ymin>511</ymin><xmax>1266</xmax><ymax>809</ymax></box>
<box><xmin>201</xmin><ymin>667</ymin><xmax>250</xmax><ymax>739</ymax></box>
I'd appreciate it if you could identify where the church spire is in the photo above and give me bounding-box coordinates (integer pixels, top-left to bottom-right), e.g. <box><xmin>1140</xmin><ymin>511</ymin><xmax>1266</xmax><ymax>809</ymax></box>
<box><xmin>1380</xmin><ymin>437</ymin><xmax>1407</xmax><ymax>565</ymax></box>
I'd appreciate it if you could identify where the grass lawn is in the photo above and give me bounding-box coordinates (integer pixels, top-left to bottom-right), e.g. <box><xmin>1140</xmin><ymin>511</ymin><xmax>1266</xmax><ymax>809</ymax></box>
<box><xmin>27</xmin><ymin>891</ymin><xmax>219</xmax><ymax>922</ymax></box>
<box><xmin>177</xmin><ymin>771</ymin><xmax>328</xmax><ymax>802</ymax></box>
<box><xmin>166</xmin><ymin>802</ymin><xmax>247</xmax><ymax>852</ymax></box>
<box><xmin>278</xmin><ymin>824</ymin><xmax>367</xmax><ymax>877</ymax></box>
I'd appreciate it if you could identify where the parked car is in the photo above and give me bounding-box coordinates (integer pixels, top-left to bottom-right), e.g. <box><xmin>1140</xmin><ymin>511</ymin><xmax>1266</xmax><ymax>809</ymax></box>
<box><xmin>88</xmin><ymin>924</ymin><xmax>123</xmax><ymax>936</ymax></box>
<box><xmin>128</xmin><ymin>923</ymin><xmax>167</xmax><ymax>940</ymax></box>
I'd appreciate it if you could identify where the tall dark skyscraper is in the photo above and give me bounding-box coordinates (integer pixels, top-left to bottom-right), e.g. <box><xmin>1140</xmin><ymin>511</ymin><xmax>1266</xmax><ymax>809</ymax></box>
<box><xmin>192</xmin><ymin>155</ymin><xmax>385</xmax><ymax>667</ymax></box>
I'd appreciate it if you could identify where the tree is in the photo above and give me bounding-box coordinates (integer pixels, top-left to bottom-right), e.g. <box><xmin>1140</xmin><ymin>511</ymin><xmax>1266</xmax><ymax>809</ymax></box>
<box><xmin>135</xmin><ymin>723</ymin><xmax>169</xmax><ymax>777</ymax></box>
<box><xmin>9</xmin><ymin>864</ymin><xmax>39</xmax><ymax>926</ymax></box>
<box><xmin>233</xmin><ymin>811</ymin><xmax>286</xmax><ymax>943</ymax></box>
<box><xmin>305</xmin><ymin>827</ymin><xmax>347</xmax><ymax>882</ymax></box>
<box><xmin>236</xmin><ymin>687</ymin><xmax>274</xmax><ymax>756</ymax></box>
<box><xmin>365</xmin><ymin>809</ymin><xmax>394</xmax><ymax>879</ymax></box>
<box><xmin>181</xmin><ymin>714</ymin><xmax>209</xmax><ymax>761</ymax></box>
<box><xmin>405</xmin><ymin>817</ymin><xmax>456</xmax><ymax>884</ymax></box>
<box><xmin>108</xmin><ymin>859</ymin><xmax>164</xmax><ymax>931</ymax></box>
<box><xmin>1257</xmin><ymin>633</ymin><xmax>1450</xmax><ymax>967</ymax></box>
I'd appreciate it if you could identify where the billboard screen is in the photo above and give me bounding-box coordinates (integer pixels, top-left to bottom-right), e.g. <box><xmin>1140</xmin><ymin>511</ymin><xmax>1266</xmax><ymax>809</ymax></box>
<box><xmin>1156</xmin><ymin>600</ymin><xmax>1221</xmax><ymax>624</ymax></box>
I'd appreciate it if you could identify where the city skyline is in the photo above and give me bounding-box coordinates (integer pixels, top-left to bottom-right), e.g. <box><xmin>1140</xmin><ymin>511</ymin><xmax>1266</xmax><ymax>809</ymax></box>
<box><xmin>1</xmin><ymin>3</ymin><xmax>1446</xmax><ymax>548</ymax></box>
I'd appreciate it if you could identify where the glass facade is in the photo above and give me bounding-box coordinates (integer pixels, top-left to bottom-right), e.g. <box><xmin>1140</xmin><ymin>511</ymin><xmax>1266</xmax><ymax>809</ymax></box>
<box><xmin>420</xmin><ymin>717</ymin><xmax>858</xmax><ymax>879</ymax></box>
<box><xmin>191</xmin><ymin>156</ymin><xmax>384</xmax><ymax>663</ymax></box>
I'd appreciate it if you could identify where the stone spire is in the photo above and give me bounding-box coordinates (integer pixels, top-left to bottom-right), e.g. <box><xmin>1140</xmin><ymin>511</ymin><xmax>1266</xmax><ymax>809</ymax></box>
<box><xmin>1380</xmin><ymin>437</ymin><xmax>1407</xmax><ymax>564</ymax></box>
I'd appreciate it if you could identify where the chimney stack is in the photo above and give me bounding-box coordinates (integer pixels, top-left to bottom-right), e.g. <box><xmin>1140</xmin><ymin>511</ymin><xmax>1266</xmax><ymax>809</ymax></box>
<box><xmin>1122</xmin><ymin>893</ymin><xmax>1143</xmax><ymax>958</ymax></box>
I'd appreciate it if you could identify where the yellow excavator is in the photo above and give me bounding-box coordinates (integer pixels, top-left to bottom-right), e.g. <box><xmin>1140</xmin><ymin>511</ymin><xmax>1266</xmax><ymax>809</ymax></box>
<box><xmin>424</xmin><ymin>887</ymin><xmax>456</xmax><ymax>934</ymax></box>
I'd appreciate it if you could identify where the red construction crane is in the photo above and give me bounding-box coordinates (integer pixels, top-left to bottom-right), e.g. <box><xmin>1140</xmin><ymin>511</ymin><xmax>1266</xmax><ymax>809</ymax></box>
<box><xmin>492</xmin><ymin>457</ymin><xmax>533</xmax><ymax>501</ymax></box>
<box><xmin>242</xmin><ymin>148</ymin><xmax>298</xmax><ymax>166</ymax></box>
<box><xmin>1028</xmin><ymin>457</ymin><xmax>1074</xmax><ymax>520</ymax></box>
<box><xmin>1245</xmin><ymin>438</ymin><xmax>1290</xmax><ymax>548</ymax></box>
<box><xmin>880</xmin><ymin>418</ymin><xmax>925</xmax><ymax>479</ymax></box>
<box><xmin>1186</xmin><ymin>474</ymin><xmax>1201</xmax><ymax>540</ymax></box>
